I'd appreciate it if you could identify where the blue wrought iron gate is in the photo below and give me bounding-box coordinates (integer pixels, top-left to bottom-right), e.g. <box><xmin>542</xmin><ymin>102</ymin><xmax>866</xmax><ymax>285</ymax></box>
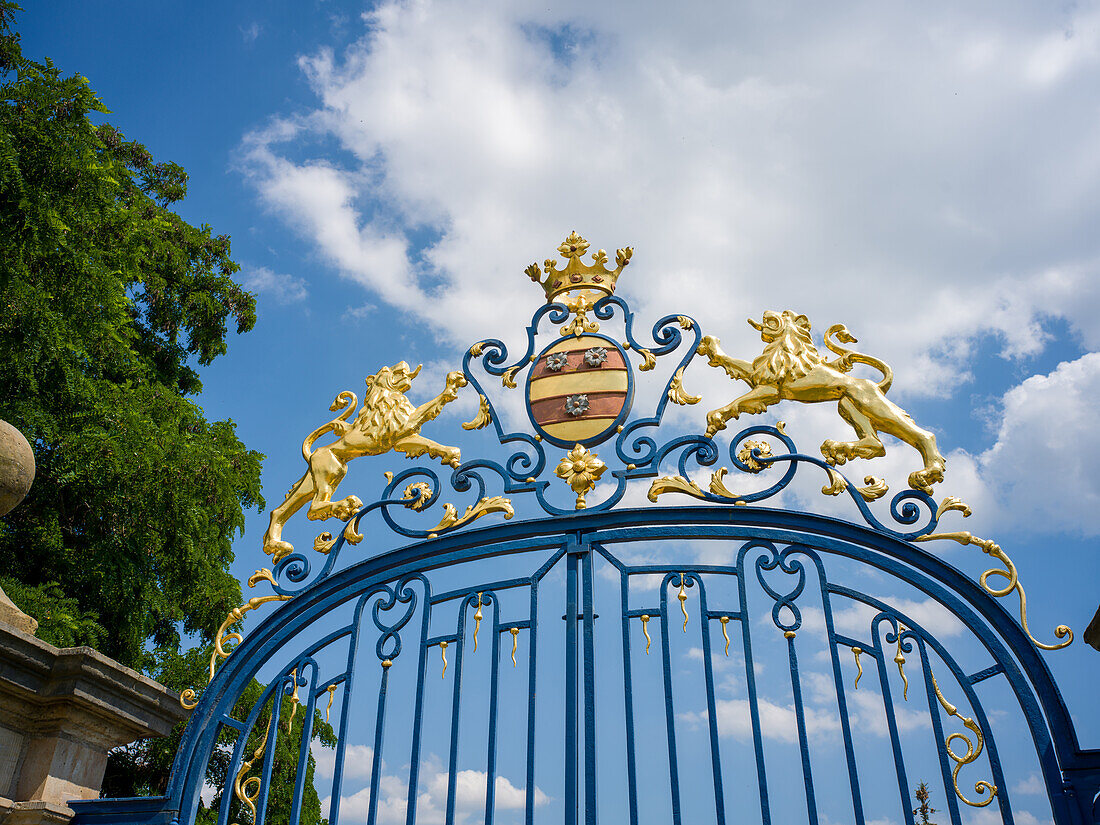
<box><xmin>71</xmin><ymin>234</ymin><xmax>1099</xmax><ymax>824</ymax></box>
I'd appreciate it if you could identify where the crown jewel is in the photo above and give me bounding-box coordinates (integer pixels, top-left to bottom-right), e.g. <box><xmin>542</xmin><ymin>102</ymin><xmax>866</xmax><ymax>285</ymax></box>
<box><xmin>525</xmin><ymin>231</ymin><xmax>633</xmax><ymax>304</ymax></box>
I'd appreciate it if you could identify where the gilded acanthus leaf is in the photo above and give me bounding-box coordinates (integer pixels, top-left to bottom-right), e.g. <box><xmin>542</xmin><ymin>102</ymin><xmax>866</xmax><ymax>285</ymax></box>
<box><xmin>667</xmin><ymin>367</ymin><xmax>702</xmax><ymax>405</ymax></box>
<box><xmin>502</xmin><ymin>365</ymin><xmax>522</xmax><ymax>389</ymax></box>
<box><xmin>430</xmin><ymin>496</ymin><xmax>515</xmax><ymax>532</ymax></box>
<box><xmin>856</xmin><ymin>476</ymin><xmax>889</xmax><ymax>501</ymax></box>
<box><xmin>647</xmin><ymin>474</ymin><xmax>707</xmax><ymax>502</ymax></box>
<box><xmin>708</xmin><ymin>468</ymin><xmax>741</xmax><ymax>500</ymax></box>
<box><xmin>462</xmin><ymin>395</ymin><xmax>493</xmax><ymax>430</ymax></box>
<box><xmin>637</xmin><ymin>348</ymin><xmax>656</xmax><ymax>371</ymax></box>
<box><xmin>936</xmin><ymin>495</ymin><xmax>972</xmax><ymax>519</ymax></box>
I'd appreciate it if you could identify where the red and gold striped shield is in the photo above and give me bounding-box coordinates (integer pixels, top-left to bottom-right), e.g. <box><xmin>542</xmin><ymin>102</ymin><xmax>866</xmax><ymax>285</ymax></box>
<box><xmin>525</xmin><ymin>335</ymin><xmax>633</xmax><ymax>447</ymax></box>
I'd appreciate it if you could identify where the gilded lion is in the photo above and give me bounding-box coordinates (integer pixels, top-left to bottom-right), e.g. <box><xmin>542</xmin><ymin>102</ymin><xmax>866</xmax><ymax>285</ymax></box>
<box><xmin>697</xmin><ymin>311</ymin><xmax>946</xmax><ymax>494</ymax></box>
<box><xmin>262</xmin><ymin>362</ymin><xmax>466</xmax><ymax>561</ymax></box>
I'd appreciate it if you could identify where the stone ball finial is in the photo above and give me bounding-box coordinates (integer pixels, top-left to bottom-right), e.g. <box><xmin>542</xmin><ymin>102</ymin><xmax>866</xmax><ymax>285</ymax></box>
<box><xmin>0</xmin><ymin>419</ymin><xmax>35</xmax><ymax>518</ymax></box>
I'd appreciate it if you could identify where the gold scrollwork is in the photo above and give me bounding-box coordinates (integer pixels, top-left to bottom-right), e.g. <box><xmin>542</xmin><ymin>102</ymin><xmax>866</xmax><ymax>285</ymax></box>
<box><xmin>472</xmin><ymin>593</ymin><xmax>484</xmax><ymax>653</ymax></box>
<box><xmin>637</xmin><ymin>348</ymin><xmax>656</xmax><ymax>371</ymax></box>
<box><xmin>182</xmin><ymin>594</ymin><xmax>293</xmax><ymax>709</ymax></box>
<box><xmin>232</xmin><ymin>715</ymin><xmax>272</xmax><ymax>825</ymax></box>
<box><xmin>462</xmin><ymin>395</ymin><xmax>493</xmax><ymax>430</ymax></box>
<box><xmin>914</xmin><ymin>531</ymin><xmax>1072</xmax><ymax>651</ymax></box>
<box><xmin>667</xmin><ymin>367</ymin><xmax>701</xmax><ymax>406</ymax></box>
<box><xmin>930</xmin><ymin>672</ymin><xmax>998</xmax><ymax>807</ymax></box>
<box><xmin>325</xmin><ymin>685</ymin><xmax>337</xmax><ymax>723</ymax></box>
<box><xmin>285</xmin><ymin>668</ymin><xmax>300</xmax><ymax>731</ymax></box>
<box><xmin>678</xmin><ymin>573</ymin><xmax>689</xmax><ymax>632</ymax></box>
<box><xmin>719</xmin><ymin>616</ymin><xmax>731</xmax><ymax>656</ymax></box>
<box><xmin>894</xmin><ymin>633</ymin><xmax>909</xmax><ymax>701</ymax></box>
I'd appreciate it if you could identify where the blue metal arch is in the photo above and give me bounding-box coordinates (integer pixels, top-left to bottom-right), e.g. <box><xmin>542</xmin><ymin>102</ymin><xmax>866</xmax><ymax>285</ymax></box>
<box><xmin>70</xmin><ymin>506</ymin><xmax>1100</xmax><ymax>825</ymax></box>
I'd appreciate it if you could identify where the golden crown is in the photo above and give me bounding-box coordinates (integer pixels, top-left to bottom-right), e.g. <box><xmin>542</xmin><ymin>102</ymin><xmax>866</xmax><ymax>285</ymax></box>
<box><xmin>525</xmin><ymin>232</ymin><xmax>633</xmax><ymax>304</ymax></box>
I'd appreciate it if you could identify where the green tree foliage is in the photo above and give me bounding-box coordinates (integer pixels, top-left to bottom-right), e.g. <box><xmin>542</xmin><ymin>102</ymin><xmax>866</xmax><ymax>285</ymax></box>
<box><xmin>0</xmin><ymin>0</ymin><xmax>260</xmax><ymax>666</ymax></box>
<box><xmin>0</xmin><ymin>3</ymin><xmax>335</xmax><ymax>814</ymax></box>
<box><xmin>104</xmin><ymin>648</ymin><xmax>336</xmax><ymax>825</ymax></box>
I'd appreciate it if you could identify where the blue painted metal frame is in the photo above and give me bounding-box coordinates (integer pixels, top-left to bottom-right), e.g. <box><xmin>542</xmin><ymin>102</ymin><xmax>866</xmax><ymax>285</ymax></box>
<box><xmin>71</xmin><ymin>507</ymin><xmax>1100</xmax><ymax>825</ymax></box>
<box><xmin>67</xmin><ymin>292</ymin><xmax>1100</xmax><ymax>824</ymax></box>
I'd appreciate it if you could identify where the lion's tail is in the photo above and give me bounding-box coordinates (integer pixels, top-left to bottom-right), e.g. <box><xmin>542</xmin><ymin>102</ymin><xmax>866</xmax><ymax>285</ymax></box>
<box><xmin>300</xmin><ymin>390</ymin><xmax>359</xmax><ymax>461</ymax></box>
<box><xmin>824</xmin><ymin>324</ymin><xmax>893</xmax><ymax>393</ymax></box>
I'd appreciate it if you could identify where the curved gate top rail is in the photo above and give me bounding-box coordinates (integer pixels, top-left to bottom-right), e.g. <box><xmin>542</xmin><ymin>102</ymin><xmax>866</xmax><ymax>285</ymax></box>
<box><xmin>70</xmin><ymin>233</ymin><xmax>1098</xmax><ymax>825</ymax></box>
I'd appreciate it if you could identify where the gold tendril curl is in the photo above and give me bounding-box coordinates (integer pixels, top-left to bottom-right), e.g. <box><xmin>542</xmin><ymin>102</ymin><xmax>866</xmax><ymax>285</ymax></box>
<box><xmin>931</xmin><ymin>672</ymin><xmax>998</xmax><ymax>807</ymax></box>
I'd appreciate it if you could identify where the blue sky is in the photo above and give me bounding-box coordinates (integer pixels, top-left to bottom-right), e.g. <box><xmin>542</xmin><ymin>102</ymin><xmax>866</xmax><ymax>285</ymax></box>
<box><xmin>19</xmin><ymin>2</ymin><xmax>1100</xmax><ymax>823</ymax></box>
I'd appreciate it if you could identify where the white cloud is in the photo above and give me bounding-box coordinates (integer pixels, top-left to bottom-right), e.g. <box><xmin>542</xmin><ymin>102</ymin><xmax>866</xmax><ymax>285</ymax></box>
<box><xmin>240</xmin><ymin>1</ymin><xmax>1100</xmax><ymax>379</ymax></box>
<box><xmin>243</xmin><ymin>265</ymin><xmax>309</xmax><ymax>304</ymax></box>
<box><xmin>312</xmin><ymin>743</ymin><xmax>374</xmax><ymax>780</ymax></box>
<box><xmin>319</xmin><ymin>753</ymin><xmax>549</xmax><ymax>825</ymax></box>
<box><xmin>1013</xmin><ymin>772</ymin><xmax>1045</xmax><ymax>796</ymax></box>
<box><xmin>237</xmin><ymin>0</ymin><xmax>1100</xmax><ymax>537</ymax></box>
<box><xmin>975</xmin><ymin>353</ymin><xmax>1100</xmax><ymax>536</ymax></box>
<box><xmin>967</xmin><ymin>808</ymin><xmax>1052</xmax><ymax>825</ymax></box>
<box><xmin>820</xmin><ymin>597</ymin><xmax>965</xmax><ymax>640</ymax></box>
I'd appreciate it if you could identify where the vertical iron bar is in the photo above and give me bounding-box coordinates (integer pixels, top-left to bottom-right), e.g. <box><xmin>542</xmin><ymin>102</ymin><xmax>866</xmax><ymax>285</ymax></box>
<box><xmin>329</xmin><ymin>603</ymin><xmax>368</xmax><ymax>825</ymax></box>
<box><xmin>217</xmin><ymin>725</ymin><xmax>251</xmax><ymax>825</ymax></box>
<box><xmin>565</xmin><ymin>551</ymin><xmax>580</xmax><ymax>825</ymax></box>
<box><xmin>288</xmin><ymin>665</ymin><xmax>319</xmax><ymax>825</ymax></box>
<box><xmin>659</xmin><ymin>578</ymin><xmax>683</xmax><ymax>825</ymax></box>
<box><xmin>253</xmin><ymin>690</ymin><xmax>284</xmax><ymax>825</ymax></box>
<box><xmin>484</xmin><ymin>596</ymin><xmax>502</xmax><ymax>825</ymax></box>
<box><xmin>619</xmin><ymin>571</ymin><xmax>639</xmax><ymax>825</ymax></box>
<box><xmin>820</xmin><ymin>590</ymin><xmax>866</xmax><ymax>825</ymax></box>
<box><xmin>915</xmin><ymin>638</ymin><xmax>963</xmax><ymax>825</ymax></box>
<box><xmin>736</xmin><ymin>566</ymin><xmax>771</xmax><ymax>824</ymax></box>
<box><xmin>525</xmin><ymin>579</ymin><xmax>539</xmax><ymax>825</ymax></box>
<box><xmin>444</xmin><ymin>597</ymin><xmax>470</xmax><ymax>825</ymax></box>
<box><xmin>786</xmin><ymin>634</ymin><xmax>819</xmax><ymax>825</ymax></box>
<box><xmin>581</xmin><ymin>548</ymin><xmax>598</xmax><ymax>825</ymax></box>
<box><xmin>874</xmin><ymin>637</ymin><xmax>917</xmax><ymax>825</ymax></box>
<box><xmin>365</xmin><ymin>663</ymin><xmax>391</xmax><ymax>825</ymax></box>
<box><xmin>695</xmin><ymin>581</ymin><xmax>726</xmax><ymax>825</ymax></box>
<box><xmin>405</xmin><ymin>586</ymin><xmax>431</xmax><ymax>825</ymax></box>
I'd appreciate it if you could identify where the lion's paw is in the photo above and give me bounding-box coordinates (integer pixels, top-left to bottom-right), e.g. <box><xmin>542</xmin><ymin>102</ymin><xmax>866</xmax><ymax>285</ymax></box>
<box><xmin>331</xmin><ymin>495</ymin><xmax>364</xmax><ymax>521</ymax></box>
<box><xmin>265</xmin><ymin>539</ymin><xmax>295</xmax><ymax>563</ymax></box>
<box><xmin>908</xmin><ymin>460</ymin><xmax>945</xmax><ymax>494</ymax></box>
<box><xmin>697</xmin><ymin>335</ymin><xmax>721</xmax><ymax>362</ymax></box>
<box><xmin>705</xmin><ymin>409</ymin><xmax>728</xmax><ymax>438</ymax></box>
<box><xmin>821</xmin><ymin>439</ymin><xmax>847</xmax><ymax>465</ymax></box>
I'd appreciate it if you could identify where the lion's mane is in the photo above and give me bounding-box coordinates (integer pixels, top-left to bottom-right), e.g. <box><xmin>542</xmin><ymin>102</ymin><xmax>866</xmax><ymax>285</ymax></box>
<box><xmin>750</xmin><ymin>315</ymin><xmax>824</xmax><ymax>385</ymax></box>
<box><xmin>352</xmin><ymin>368</ymin><xmax>417</xmax><ymax>444</ymax></box>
